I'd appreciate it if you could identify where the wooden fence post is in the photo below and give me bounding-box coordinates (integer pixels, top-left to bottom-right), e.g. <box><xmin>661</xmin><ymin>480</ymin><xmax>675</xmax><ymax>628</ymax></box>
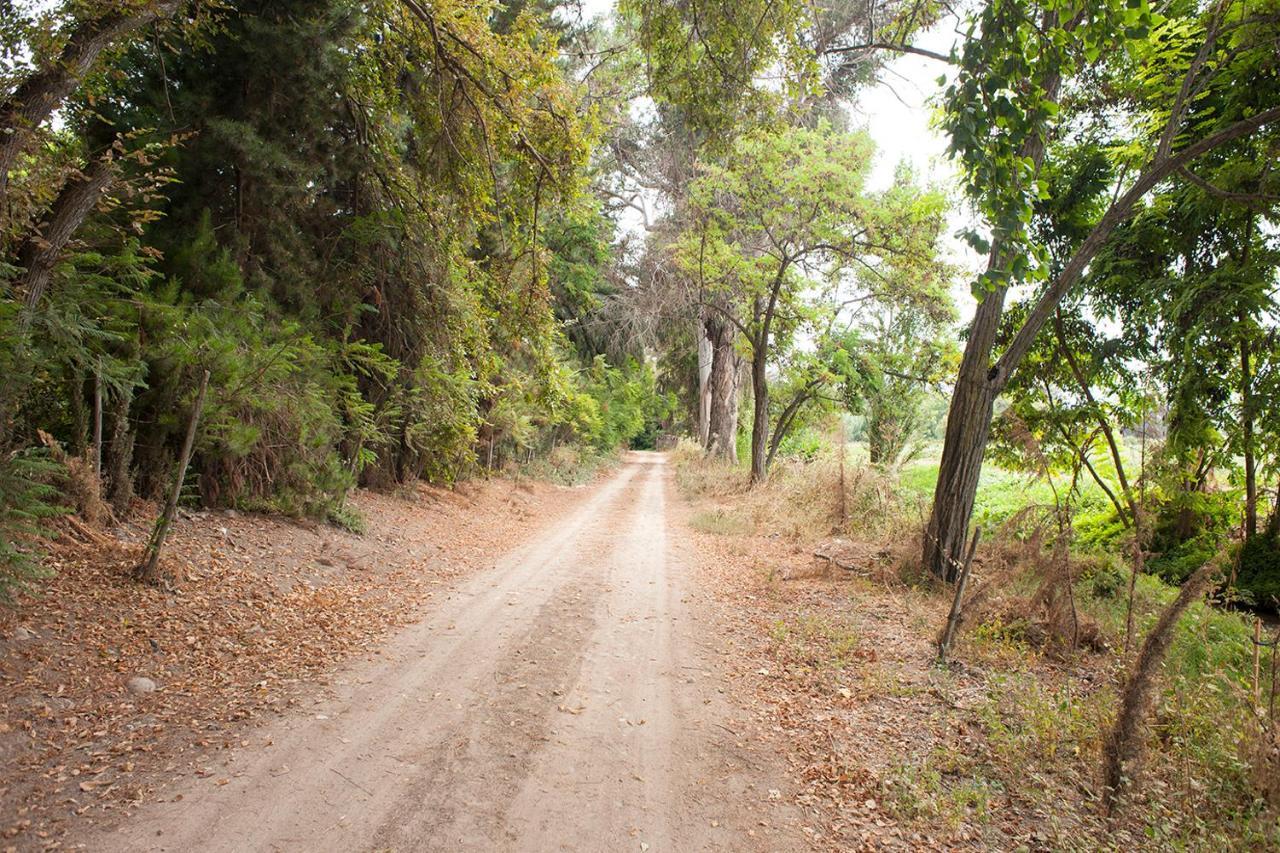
<box><xmin>136</xmin><ymin>369</ymin><xmax>210</xmax><ymax>583</ymax></box>
<box><xmin>938</xmin><ymin>528</ymin><xmax>981</xmax><ymax>664</ymax></box>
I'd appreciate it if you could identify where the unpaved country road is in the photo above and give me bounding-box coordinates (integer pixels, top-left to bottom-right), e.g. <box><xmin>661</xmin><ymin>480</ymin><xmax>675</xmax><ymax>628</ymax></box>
<box><xmin>80</xmin><ymin>453</ymin><xmax>802</xmax><ymax>852</ymax></box>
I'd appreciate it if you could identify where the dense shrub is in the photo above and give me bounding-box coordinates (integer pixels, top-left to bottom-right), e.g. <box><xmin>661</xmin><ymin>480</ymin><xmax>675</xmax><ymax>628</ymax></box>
<box><xmin>0</xmin><ymin>450</ymin><xmax>63</xmax><ymax>603</ymax></box>
<box><xmin>1236</xmin><ymin>534</ymin><xmax>1280</xmax><ymax>609</ymax></box>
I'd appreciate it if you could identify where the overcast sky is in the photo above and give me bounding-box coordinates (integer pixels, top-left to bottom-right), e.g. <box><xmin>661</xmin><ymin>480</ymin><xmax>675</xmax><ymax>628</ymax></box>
<box><xmin>848</xmin><ymin>21</ymin><xmax>981</xmax><ymax>319</ymax></box>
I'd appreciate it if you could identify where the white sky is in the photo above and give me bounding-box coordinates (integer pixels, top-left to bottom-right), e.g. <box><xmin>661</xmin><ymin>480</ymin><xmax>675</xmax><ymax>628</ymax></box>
<box><xmin>849</xmin><ymin>22</ymin><xmax>981</xmax><ymax>321</ymax></box>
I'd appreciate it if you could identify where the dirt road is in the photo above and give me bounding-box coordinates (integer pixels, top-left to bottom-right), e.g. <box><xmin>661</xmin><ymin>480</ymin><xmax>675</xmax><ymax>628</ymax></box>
<box><xmin>80</xmin><ymin>453</ymin><xmax>801</xmax><ymax>852</ymax></box>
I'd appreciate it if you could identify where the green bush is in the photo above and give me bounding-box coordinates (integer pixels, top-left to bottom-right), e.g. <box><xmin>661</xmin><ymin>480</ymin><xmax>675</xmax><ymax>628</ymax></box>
<box><xmin>0</xmin><ymin>450</ymin><xmax>65</xmax><ymax>604</ymax></box>
<box><xmin>1087</xmin><ymin>558</ymin><xmax>1128</xmax><ymax>600</ymax></box>
<box><xmin>1148</xmin><ymin>538</ymin><xmax>1219</xmax><ymax>585</ymax></box>
<box><xmin>1075</xmin><ymin>507</ymin><xmax>1127</xmax><ymax>550</ymax></box>
<box><xmin>1235</xmin><ymin>534</ymin><xmax>1280</xmax><ymax>609</ymax></box>
<box><xmin>775</xmin><ymin>426</ymin><xmax>825</xmax><ymax>461</ymax></box>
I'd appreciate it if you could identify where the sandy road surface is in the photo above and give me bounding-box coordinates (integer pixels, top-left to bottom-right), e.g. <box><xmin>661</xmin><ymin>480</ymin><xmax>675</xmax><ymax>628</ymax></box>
<box><xmin>79</xmin><ymin>453</ymin><xmax>801</xmax><ymax>852</ymax></box>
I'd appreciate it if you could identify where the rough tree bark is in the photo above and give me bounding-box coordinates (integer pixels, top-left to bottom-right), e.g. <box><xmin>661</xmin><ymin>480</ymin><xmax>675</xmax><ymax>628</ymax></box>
<box><xmin>105</xmin><ymin>385</ymin><xmax>136</xmax><ymax>516</ymax></box>
<box><xmin>696</xmin><ymin>319</ymin><xmax>713</xmax><ymax>446</ymax></box>
<box><xmin>923</xmin><ymin>278</ymin><xmax>1007</xmax><ymax>580</ymax></box>
<box><xmin>0</xmin><ymin>0</ymin><xmax>181</xmax><ymax>204</ymax></box>
<box><xmin>704</xmin><ymin>315</ymin><xmax>740</xmax><ymax>462</ymax></box>
<box><xmin>16</xmin><ymin>156</ymin><xmax>116</xmax><ymax>321</ymax></box>
<box><xmin>745</xmin><ymin>260</ymin><xmax>790</xmax><ymax>484</ymax></box>
<box><xmin>749</xmin><ymin>334</ymin><xmax>769</xmax><ymax>483</ymax></box>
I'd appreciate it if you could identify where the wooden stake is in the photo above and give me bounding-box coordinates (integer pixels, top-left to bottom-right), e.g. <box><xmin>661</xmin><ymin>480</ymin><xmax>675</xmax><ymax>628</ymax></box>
<box><xmin>136</xmin><ymin>369</ymin><xmax>209</xmax><ymax>584</ymax></box>
<box><xmin>1254</xmin><ymin>618</ymin><xmax>1262</xmax><ymax>709</ymax></box>
<box><xmin>939</xmin><ymin>528</ymin><xmax>981</xmax><ymax>664</ymax></box>
<box><xmin>838</xmin><ymin>416</ymin><xmax>847</xmax><ymax>527</ymax></box>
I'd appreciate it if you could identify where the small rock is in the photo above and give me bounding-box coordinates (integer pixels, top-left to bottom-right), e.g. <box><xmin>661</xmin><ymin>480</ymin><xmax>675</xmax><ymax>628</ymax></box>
<box><xmin>13</xmin><ymin>626</ymin><xmax>37</xmax><ymax>641</ymax></box>
<box><xmin>127</xmin><ymin>676</ymin><xmax>157</xmax><ymax>695</ymax></box>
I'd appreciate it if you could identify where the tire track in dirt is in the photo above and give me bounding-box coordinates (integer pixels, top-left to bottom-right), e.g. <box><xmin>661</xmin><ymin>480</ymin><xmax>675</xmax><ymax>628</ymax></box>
<box><xmin>77</xmin><ymin>454</ymin><xmax>802</xmax><ymax>852</ymax></box>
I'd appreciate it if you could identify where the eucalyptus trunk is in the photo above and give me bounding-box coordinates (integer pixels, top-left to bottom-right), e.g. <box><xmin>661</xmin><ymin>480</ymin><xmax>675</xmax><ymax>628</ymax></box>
<box><xmin>749</xmin><ymin>345</ymin><xmax>769</xmax><ymax>484</ymax></box>
<box><xmin>696</xmin><ymin>320</ymin><xmax>713</xmax><ymax>446</ymax></box>
<box><xmin>704</xmin><ymin>316</ymin><xmax>740</xmax><ymax>462</ymax></box>
<box><xmin>922</xmin><ymin>283</ymin><xmax>1007</xmax><ymax>581</ymax></box>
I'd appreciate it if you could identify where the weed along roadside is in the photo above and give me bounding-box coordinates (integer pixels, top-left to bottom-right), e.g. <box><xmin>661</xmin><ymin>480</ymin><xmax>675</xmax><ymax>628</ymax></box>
<box><xmin>670</xmin><ymin>441</ymin><xmax>1280</xmax><ymax>849</ymax></box>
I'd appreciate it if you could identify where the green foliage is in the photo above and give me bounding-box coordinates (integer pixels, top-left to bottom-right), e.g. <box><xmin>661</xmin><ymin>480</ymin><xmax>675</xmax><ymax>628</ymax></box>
<box><xmin>1074</xmin><ymin>507</ymin><xmax>1127</xmax><ymax>551</ymax></box>
<box><xmin>774</xmin><ymin>426</ymin><xmax>826</xmax><ymax>462</ymax></box>
<box><xmin>942</xmin><ymin>0</ymin><xmax>1163</xmax><ymax>291</ymax></box>
<box><xmin>863</xmin><ymin>299</ymin><xmax>957</xmax><ymax>467</ymax></box>
<box><xmin>675</xmin><ymin>123</ymin><xmax>952</xmax><ymax>477</ymax></box>
<box><xmin>0</xmin><ymin>0</ymin><xmax>652</xmax><ymax>553</ymax></box>
<box><xmin>1087</xmin><ymin>558</ymin><xmax>1128</xmax><ymax>600</ymax></box>
<box><xmin>1237</xmin><ymin>534</ymin><xmax>1280</xmax><ymax>609</ymax></box>
<box><xmin>0</xmin><ymin>450</ymin><xmax>64</xmax><ymax>604</ymax></box>
<box><xmin>622</xmin><ymin>0</ymin><xmax>812</xmax><ymax>139</ymax></box>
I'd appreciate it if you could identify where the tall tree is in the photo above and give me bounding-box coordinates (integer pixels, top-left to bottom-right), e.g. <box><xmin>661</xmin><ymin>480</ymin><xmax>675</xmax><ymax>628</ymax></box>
<box><xmin>923</xmin><ymin>0</ymin><xmax>1280</xmax><ymax>580</ymax></box>
<box><xmin>0</xmin><ymin>0</ymin><xmax>184</xmax><ymax>207</ymax></box>
<box><xmin>677</xmin><ymin>124</ymin><xmax>949</xmax><ymax>482</ymax></box>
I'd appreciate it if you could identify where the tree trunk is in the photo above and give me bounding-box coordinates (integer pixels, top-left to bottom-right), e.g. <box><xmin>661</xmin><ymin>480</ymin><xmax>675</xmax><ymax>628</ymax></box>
<box><xmin>137</xmin><ymin>369</ymin><xmax>209</xmax><ymax>583</ymax></box>
<box><xmin>0</xmin><ymin>1</ymin><xmax>180</xmax><ymax>205</ymax></box>
<box><xmin>704</xmin><ymin>316</ymin><xmax>740</xmax><ymax>462</ymax></box>
<box><xmin>1241</xmin><ymin>327</ymin><xmax>1257</xmax><ymax>537</ymax></box>
<box><xmin>697</xmin><ymin>318</ymin><xmax>713</xmax><ymax>446</ymax></box>
<box><xmin>92</xmin><ymin>368</ymin><xmax>103</xmax><ymax>479</ymax></box>
<box><xmin>919</xmin><ymin>87</ymin><xmax>1278</xmax><ymax>582</ymax></box>
<box><xmin>1103</xmin><ymin>557</ymin><xmax>1220</xmax><ymax>813</ymax></box>
<box><xmin>68</xmin><ymin>368</ymin><xmax>88</xmax><ymax>456</ymax></box>
<box><xmin>1266</xmin><ymin>483</ymin><xmax>1280</xmax><ymax>540</ymax></box>
<box><xmin>105</xmin><ymin>386</ymin><xmax>136</xmax><ymax>517</ymax></box>
<box><xmin>15</xmin><ymin>156</ymin><xmax>116</xmax><ymax>322</ymax></box>
<box><xmin>915</xmin><ymin>22</ymin><xmax>1280</xmax><ymax>580</ymax></box>
<box><xmin>766</xmin><ymin>377</ymin><xmax>822</xmax><ymax>470</ymax></box>
<box><xmin>749</xmin><ymin>343</ymin><xmax>769</xmax><ymax>484</ymax></box>
<box><xmin>922</xmin><ymin>280</ymin><xmax>1007</xmax><ymax>581</ymax></box>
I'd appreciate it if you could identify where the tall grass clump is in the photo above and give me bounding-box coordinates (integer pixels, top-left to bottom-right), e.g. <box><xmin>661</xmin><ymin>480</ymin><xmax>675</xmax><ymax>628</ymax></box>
<box><xmin>671</xmin><ymin>438</ymin><xmax>914</xmax><ymax>542</ymax></box>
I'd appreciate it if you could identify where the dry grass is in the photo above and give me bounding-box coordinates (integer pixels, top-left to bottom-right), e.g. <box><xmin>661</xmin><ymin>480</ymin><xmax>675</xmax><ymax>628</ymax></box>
<box><xmin>672</xmin><ymin>444</ymin><xmax>1280</xmax><ymax>849</ymax></box>
<box><xmin>958</xmin><ymin>511</ymin><xmax>1110</xmax><ymax>660</ymax></box>
<box><xmin>670</xmin><ymin>439</ymin><xmax>915</xmax><ymax>544</ymax></box>
<box><xmin>37</xmin><ymin>429</ymin><xmax>110</xmax><ymax>526</ymax></box>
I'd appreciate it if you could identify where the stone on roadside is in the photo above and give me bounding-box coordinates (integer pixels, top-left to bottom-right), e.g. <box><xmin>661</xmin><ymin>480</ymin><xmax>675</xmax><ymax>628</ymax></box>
<box><xmin>127</xmin><ymin>676</ymin><xmax>157</xmax><ymax>695</ymax></box>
